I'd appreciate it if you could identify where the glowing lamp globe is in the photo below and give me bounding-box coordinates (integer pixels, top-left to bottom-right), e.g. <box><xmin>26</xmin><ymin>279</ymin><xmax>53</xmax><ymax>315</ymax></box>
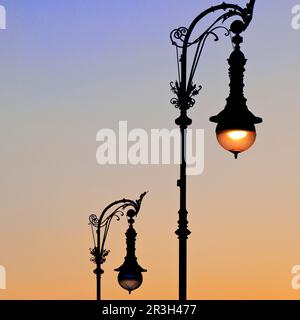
<box><xmin>216</xmin><ymin>122</ymin><xmax>257</xmax><ymax>159</ymax></box>
<box><xmin>115</xmin><ymin>243</ymin><xmax>147</xmax><ymax>295</ymax></box>
<box><xmin>117</xmin><ymin>270</ymin><xmax>143</xmax><ymax>294</ymax></box>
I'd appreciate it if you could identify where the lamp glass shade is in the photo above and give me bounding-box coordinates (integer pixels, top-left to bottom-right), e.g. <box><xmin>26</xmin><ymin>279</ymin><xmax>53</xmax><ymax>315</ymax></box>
<box><xmin>117</xmin><ymin>271</ymin><xmax>143</xmax><ymax>294</ymax></box>
<box><xmin>216</xmin><ymin>123</ymin><xmax>256</xmax><ymax>157</ymax></box>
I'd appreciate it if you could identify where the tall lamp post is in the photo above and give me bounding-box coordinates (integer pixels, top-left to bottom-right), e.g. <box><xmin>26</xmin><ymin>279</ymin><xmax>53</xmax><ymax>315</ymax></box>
<box><xmin>89</xmin><ymin>192</ymin><xmax>147</xmax><ymax>303</ymax></box>
<box><xmin>170</xmin><ymin>0</ymin><xmax>262</xmax><ymax>300</ymax></box>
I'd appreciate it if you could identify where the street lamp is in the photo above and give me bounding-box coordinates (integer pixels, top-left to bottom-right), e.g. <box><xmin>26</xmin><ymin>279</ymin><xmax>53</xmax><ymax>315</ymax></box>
<box><xmin>89</xmin><ymin>192</ymin><xmax>147</xmax><ymax>302</ymax></box>
<box><xmin>170</xmin><ymin>1</ymin><xmax>261</xmax><ymax>300</ymax></box>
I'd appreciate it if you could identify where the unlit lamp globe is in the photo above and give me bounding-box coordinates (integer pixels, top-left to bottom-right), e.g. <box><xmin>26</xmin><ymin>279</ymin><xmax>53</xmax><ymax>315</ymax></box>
<box><xmin>216</xmin><ymin>124</ymin><xmax>257</xmax><ymax>159</ymax></box>
<box><xmin>118</xmin><ymin>271</ymin><xmax>143</xmax><ymax>294</ymax></box>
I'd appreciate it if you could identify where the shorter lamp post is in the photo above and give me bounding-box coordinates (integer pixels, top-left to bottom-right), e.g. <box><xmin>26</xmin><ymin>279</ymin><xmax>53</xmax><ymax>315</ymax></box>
<box><xmin>89</xmin><ymin>192</ymin><xmax>147</xmax><ymax>303</ymax></box>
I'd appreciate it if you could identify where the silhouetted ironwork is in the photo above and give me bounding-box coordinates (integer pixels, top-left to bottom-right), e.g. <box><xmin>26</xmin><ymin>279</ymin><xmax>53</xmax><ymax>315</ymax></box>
<box><xmin>89</xmin><ymin>192</ymin><xmax>147</xmax><ymax>303</ymax></box>
<box><xmin>115</xmin><ymin>209</ymin><xmax>147</xmax><ymax>294</ymax></box>
<box><xmin>170</xmin><ymin>0</ymin><xmax>259</xmax><ymax>301</ymax></box>
<box><xmin>210</xmin><ymin>20</ymin><xmax>262</xmax><ymax>159</ymax></box>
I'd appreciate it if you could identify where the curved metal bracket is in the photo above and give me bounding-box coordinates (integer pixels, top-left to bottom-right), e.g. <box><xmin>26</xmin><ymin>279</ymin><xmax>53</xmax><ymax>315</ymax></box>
<box><xmin>170</xmin><ymin>1</ymin><xmax>256</xmax><ymax>115</ymax></box>
<box><xmin>89</xmin><ymin>192</ymin><xmax>147</xmax><ymax>267</ymax></box>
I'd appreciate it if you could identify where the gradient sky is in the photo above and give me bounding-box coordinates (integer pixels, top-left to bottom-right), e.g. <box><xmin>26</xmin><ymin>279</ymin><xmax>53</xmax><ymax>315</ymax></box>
<box><xmin>1</xmin><ymin>0</ymin><xmax>300</xmax><ymax>300</ymax></box>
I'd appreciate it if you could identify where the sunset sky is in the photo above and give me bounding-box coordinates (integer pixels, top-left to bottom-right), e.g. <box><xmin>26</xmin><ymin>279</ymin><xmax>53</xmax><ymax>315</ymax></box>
<box><xmin>1</xmin><ymin>0</ymin><xmax>300</xmax><ymax>300</ymax></box>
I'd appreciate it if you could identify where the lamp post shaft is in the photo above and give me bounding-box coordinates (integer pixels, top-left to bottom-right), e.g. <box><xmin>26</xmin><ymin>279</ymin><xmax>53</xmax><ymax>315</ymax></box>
<box><xmin>97</xmin><ymin>272</ymin><xmax>101</xmax><ymax>302</ymax></box>
<box><xmin>96</xmin><ymin>227</ymin><xmax>102</xmax><ymax>304</ymax></box>
<box><xmin>176</xmin><ymin>125</ymin><xmax>190</xmax><ymax>301</ymax></box>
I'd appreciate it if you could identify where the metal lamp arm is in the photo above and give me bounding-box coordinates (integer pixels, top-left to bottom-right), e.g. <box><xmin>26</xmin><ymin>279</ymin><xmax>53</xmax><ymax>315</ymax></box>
<box><xmin>89</xmin><ymin>192</ymin><xmax>147</xmax><ymax>266</ymax></box>
<box><xmin>98</xmin><ymin>200</ymin><xmax>138</xmax><ymax>259</ymax></box>
<box><xmin>171</xmin><ymin>1</ymin><xmax>256</xmax><ymax>104</ymax></box>
<box><xmin>98</xmin><ymin>199</ymin><xmax>138</xmax><ymax>227</ymax></box>
<box><xmin>182</xmin><ymin>3</ymin><xmax>244</xmax><ymax>47</ymax></box>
